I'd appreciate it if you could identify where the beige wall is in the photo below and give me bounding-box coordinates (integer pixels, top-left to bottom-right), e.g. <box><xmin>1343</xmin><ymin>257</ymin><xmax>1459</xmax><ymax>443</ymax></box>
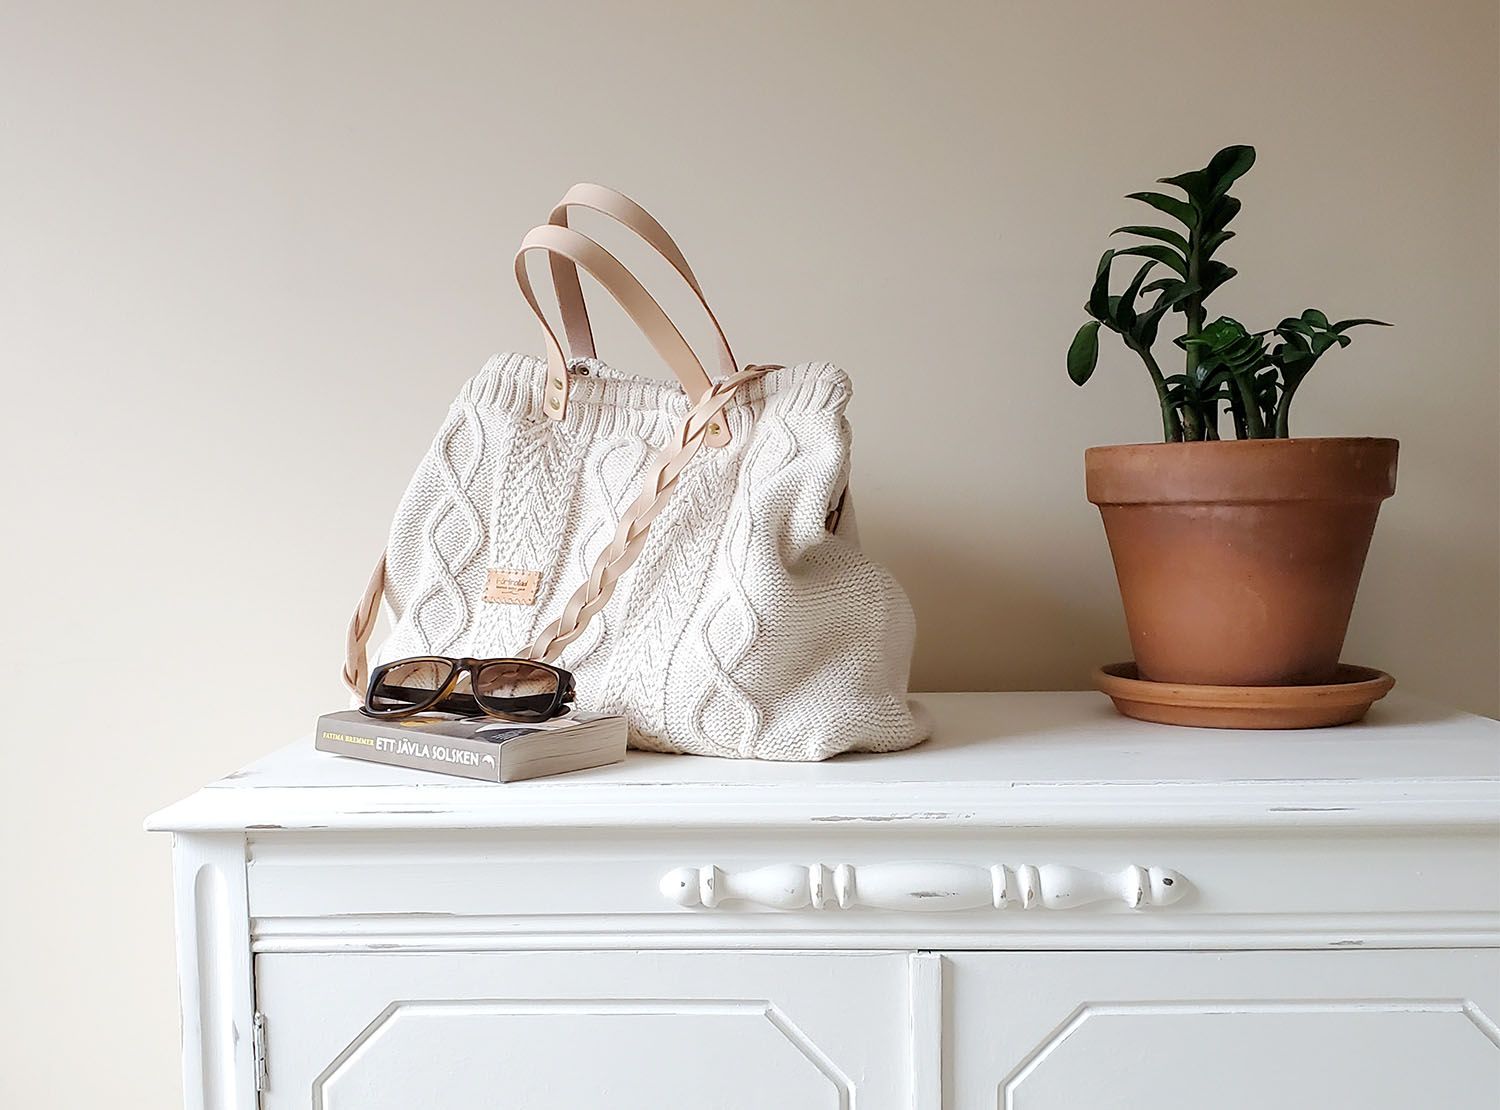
<box><xmin>3</xmin><ymin>1</ymin><xmax>1496</xmax><ymax>1104</ymax></box>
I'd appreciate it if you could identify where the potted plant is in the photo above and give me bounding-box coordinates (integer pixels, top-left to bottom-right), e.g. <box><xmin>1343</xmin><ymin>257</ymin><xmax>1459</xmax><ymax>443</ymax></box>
<box><xmin>1067</xmin><ymin>145</ymin><xmax>1398</xmax><ymax>727</ymax></box>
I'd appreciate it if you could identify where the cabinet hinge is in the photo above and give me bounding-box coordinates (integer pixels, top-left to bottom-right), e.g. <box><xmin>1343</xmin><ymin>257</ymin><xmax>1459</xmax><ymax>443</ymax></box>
<box><xmin>252</xmin><ymin>1011</ymin><xmax>268</xmax><ymax>1092</ymax></box>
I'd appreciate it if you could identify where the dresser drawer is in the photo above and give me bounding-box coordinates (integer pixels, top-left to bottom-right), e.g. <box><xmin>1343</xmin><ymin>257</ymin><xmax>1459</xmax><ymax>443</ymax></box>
<box><xmin>245</xmin><ymin>824</ymin><xmax>1500</xmax><ymax>952</ymax></box>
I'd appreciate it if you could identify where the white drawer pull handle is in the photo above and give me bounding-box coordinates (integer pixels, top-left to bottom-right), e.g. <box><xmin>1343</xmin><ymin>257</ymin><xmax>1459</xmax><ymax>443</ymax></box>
<box><xmin>660</xmin><ymin>862</ymin><xmax>1188</xmax><ymax>912</ymax></box>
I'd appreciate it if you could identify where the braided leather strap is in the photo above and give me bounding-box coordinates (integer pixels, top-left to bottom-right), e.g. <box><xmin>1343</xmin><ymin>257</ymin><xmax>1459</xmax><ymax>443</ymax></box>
<box><xmin>342</xmin><ymin>554</ymin><xmax>387</xmax><ymax>695</ymax></box>
<box><xmin>524</xmin><ymin>364</ymin><xmax>772</xmax><ymax>663</ymax></box>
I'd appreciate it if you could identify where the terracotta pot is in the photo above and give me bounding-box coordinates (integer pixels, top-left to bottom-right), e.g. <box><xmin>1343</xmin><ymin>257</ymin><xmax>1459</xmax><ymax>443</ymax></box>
<box><xmin>1086</xmin><ymin>437</ymin><xmax>1398</xmax><ymax>686</ymax></box>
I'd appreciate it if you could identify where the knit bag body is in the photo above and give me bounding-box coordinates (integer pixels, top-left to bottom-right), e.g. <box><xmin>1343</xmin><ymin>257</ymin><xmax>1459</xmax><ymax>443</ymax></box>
<box><xmin>345</xmin><ymin>185</ymin><xmax>927</xmax><ymax>760</ymax></box>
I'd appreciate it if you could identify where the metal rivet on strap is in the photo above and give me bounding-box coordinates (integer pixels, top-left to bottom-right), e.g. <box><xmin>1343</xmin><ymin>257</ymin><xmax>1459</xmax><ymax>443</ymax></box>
<box><xmin>549</xmin><ymin>398</ymin><xmax>560</xmax><ymax>411</ymax></box>
<box><xmin>552</xmin><ymin>379</ymin><xmax>564</xmax><ymax>389</ymax></box>
<box><xmin>708</xmin><ymin>422</ymin><xmax>722</xmax><ymax>435</ymax></box>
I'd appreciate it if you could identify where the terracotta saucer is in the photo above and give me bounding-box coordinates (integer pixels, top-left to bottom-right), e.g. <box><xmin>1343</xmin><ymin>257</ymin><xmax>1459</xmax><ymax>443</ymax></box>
<box><xmin>1094</xmin><ymin>662</ymin><xmax>1395</xmax><ymax>730</ymax></box>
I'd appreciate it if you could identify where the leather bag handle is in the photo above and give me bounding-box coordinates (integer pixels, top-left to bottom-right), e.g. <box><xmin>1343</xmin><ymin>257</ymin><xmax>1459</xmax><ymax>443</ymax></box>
<box><xmin>344</xmin><ymin>209</ymin><xmax>769</xmax><ymax>695</ymax></box>
<box><xmin>516</xmin><ymin>223</ymin><xmax>716</xmax><ymax>412</ymax></box>
<box><xmin>529</xmin><ymin>186</ymin><xmax>736</xmax><ymax>449</ymax></box>
<box><xmin>546</xmin><ymin>183</ymin><xmax>739</xmax><ymax>381</ymax></box>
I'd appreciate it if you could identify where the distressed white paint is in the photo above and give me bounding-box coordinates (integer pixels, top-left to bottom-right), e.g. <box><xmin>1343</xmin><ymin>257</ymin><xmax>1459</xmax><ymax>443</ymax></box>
<box><xmin>907</xmin><ymin>953</ymin><xmax>943</xmax><ymax>1110</ymax></box>
<box><xmin>168</xmin><ymin>834</ymin><xmax>257</xmax><ymax>1110</ymax></box>
<box><xmin>146</xmin><ymin>692</ymin><xmax>1500</xmax><ymax>833</ymax></box>
<box><xmin>148</xmin><ymin>692</ymin><xmax>1500</xmax><ymax>1108</ymax></box>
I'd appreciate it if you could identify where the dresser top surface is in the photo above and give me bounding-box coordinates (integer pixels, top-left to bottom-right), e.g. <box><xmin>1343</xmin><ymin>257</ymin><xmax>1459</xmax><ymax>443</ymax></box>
<box><xmin>147</xmin><ymin>692</ymin><xmax>1500</xmax><ymax>833</ymax></box>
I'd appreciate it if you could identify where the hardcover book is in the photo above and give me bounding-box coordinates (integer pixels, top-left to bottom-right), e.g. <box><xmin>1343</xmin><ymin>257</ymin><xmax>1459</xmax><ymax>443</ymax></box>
<box><xmin>314</xmin><ymin>709</ymin><xmax>626</xmax><ymax>782</ymax></box>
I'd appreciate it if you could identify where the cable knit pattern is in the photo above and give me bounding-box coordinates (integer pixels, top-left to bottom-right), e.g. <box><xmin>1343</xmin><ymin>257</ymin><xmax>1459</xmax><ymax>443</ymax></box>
<box><xmin>372</xmin><ymin>353</ymin><xmax>928</xmax><ymax>760</ymax></box>
<box><xmin>599</xmin><ymin>448</ymin><xmax>730</xmax><ymax>747</ymax></box>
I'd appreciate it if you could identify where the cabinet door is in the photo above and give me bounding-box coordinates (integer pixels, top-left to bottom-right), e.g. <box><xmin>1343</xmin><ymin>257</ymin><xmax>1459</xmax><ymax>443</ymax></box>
<box><xmin>946</xmin><ymin>950</ymin><xmax>1500</xmax><ymax>1110</ymax></box>
<box><xmin>255</xmin><ymin>950</ymin><xmax>912</xmax><ymax>1110</ymax></box>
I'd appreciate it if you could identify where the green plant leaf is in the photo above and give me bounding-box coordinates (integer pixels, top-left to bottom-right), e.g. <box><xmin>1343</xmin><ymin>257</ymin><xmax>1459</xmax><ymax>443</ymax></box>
<box><xmin>1277</xmin><ymin>349</ymin><xmax>1315</xmax><ymax>374</ymax></box>
<box><xmin>1201</xmin><ymin>229</ymin><xmax>1235</xmax><ymax>258</ymax></box>
<box><xmin>1198</xmin><ymin>367</ymin><xmax>1233</xmax><ymax>391</ymax></box>
<box><xmin>1132</xmin><ymin>317</ymin><xmax>1162</xmax><ymax>347</ymax></box>
<box><xmin>1111</xmin><ymin>224</ymin><xmax>1190</xmax><ymax>253</ymax></box>
<box><xmin>1067</xmin><ymin>321</ymin><xmax>1101</xmax><ymax>385</ymax></box>
<box><xmin>1132</xmin><ymin>280</ymin><xmax>1196</xmax><ymax>346</ymax></box>
<box><xmin>1126</xmin><ymin>191</ymin><xmax>1197</xmax><ymax>228</ymax></box>
<box><xmin>1197</xmin><ymin>260</ymin><xmax>1237</xmax><ymax>299</ymax></box>
<box><xmin>1157</xmin><ymin>170</ymin><xmax>1210</xmax><ymax>204</ymax></box>
<box><xmin>1201</xmin><ymin>194</ymin><xmax>1241</xmax><ymax>238</ymax></box>
<box><xmin>1114</xmin><ymin>261</ymin><xmax>1157</xmax><ymax>331</ymax></box>
<box><xmin>1332</xmin><ymin>317</ymin><xmax>1393</xmax><ymax>332</ymax></box>
<box><xmin>1299</xmin><ymin>308</ymin><xmax>1330</xmax><ymax>329</ymax></box>
<box><xmin>1150</xmin><ymin>279</ymin><xmax>1199</xmax><ymax>305</ymax></box>
<box><xmin>1185</xmin><ymin>316</ymin><xmax>1269</xmax><ymax>384</ymax></box>
<box><xmin>1116</xmin><ymin>245</ymin><xmax>1187</xmax><ymax>278</ymax></box>
<box><xmin>1087</xmin><ymin>250</ymin><xmax>1115</xmax><ymax>322</ymax></box>
<box><xmin>1196</xmin><ymin>316</ymin><xmax>1251</xmax><ymax>348</ymax></box>
<box><xmin>1205</xmin><ymin>145</ymin><xmax>1256</xmax><ymax>197</ymax></box>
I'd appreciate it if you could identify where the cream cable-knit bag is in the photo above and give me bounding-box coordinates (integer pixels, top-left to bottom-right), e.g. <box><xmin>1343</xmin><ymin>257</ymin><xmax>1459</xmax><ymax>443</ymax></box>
<box><xmin>344</xmin><ymin>185</ymin><xmax>928</xmax><ymax>760</ymax></box>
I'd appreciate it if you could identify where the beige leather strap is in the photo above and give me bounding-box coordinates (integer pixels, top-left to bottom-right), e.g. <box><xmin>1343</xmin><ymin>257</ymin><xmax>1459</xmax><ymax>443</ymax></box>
<box><xmin>529</xmin><ymin>186</ymin><xmax>735</xmax><ymax>449</ymax></box>
<box><xmin>546</xmin><ymin>183</ymin><xmax>738</xmax><ymax>381</ymax></box>
<box><xmin>523</xmin><ymin>364</ymin><xmax>773</xmax><ymax>662</ymax></box>
<box><xmin>342</xmin><ymin>554</ymin><xmax>387</xmax><ymax>695</ymax></box>
<box><xmin>516</xmin><ymin>224</ymin><xmax>717</xmax><ymax>420</ymax></box>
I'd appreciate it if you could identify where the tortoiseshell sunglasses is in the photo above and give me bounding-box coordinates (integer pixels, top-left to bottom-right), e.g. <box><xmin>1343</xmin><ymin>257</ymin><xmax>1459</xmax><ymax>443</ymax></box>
<box><xmin>362</xmin><ymin>656</ymin><xmax>575</xmax><ymax>722</ymax></box>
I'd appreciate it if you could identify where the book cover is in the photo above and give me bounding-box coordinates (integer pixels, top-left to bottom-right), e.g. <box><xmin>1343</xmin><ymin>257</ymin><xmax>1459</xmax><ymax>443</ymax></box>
<box><xmin>314</xmin><ymin>709</ymin><xmax>625</xmax><ymax>782</ymax></box>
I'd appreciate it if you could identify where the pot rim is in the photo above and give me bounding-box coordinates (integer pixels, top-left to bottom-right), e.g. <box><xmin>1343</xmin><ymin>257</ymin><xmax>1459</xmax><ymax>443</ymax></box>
<box><xmin>1085</xmin><ymin>436</ymin><xmax>1399</xmax><ymax>505</ymax></box>
<box><xmin>1086</xmin><ymin>435</ymin><xmax>1398</xmax><ymax>454</ymax></box>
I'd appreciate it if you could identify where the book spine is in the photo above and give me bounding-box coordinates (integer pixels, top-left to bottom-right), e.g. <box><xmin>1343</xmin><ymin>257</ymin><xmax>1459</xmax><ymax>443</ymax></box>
<box><xmin>314</xmin><ymin>715</ymin><xmax>502</xmax><ymax>782</ymax></box>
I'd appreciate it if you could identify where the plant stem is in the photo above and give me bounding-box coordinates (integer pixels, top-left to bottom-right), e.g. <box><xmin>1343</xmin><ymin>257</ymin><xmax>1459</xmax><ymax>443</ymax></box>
<box><xmin>1200</xmin><ymin>395</ymin><xmax>1220</xmax><ymax>440</ymax></box>
<box><xmin>1183</xmin><ymin>219</ymin><xmax>1205</xmax><ymax>436</ymax></box>
<box><xmin>1179</xmin><ymin>402</ymin><xmax>1203</xmax><ymax>441</ymax></box>
<box><xmin>1162</xmin><ymin>403</ymin><xmax>1184</xmax><ymax>442</ymax></box>
<box><xmin>1133</xmin><ymin>342</ymin><xmax>1183</xmax><ymax>442</ymax></box>
<box><xmin>1228</xmin><ymin>393</ymin><xmax>1249</xmax><ymax>439</ymax></box>
<box><xmin>1234</xmin><ymin>374</ymin><xmax>1266</xmax><ymax>438</ymax></box>
<box><xmin>1274</xmin><ymin>382</ymin><xmax>1297</xmax><ymax>437</ymax></box>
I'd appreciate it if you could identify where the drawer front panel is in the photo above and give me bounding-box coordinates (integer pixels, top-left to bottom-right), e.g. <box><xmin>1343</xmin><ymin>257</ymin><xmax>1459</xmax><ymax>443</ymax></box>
<box><xmin>246</xmin><ymin>826</ymin><xmax>1500</xmax><ymax>952</ymax></box>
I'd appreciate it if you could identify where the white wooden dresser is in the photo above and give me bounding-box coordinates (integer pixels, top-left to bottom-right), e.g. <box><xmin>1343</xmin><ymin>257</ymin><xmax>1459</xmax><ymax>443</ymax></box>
<box><xmin>148</xmin><ymin>691</ymin><xmax>1500</xmax><ymax>1109</ymax></box>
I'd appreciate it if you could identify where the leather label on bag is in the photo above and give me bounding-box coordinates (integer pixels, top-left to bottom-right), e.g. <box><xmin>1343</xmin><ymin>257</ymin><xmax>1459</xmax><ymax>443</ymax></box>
<box><xmin>483</xmin><ymin>568</ymin><xmax>542</xmax><ymax>605</ymax></box>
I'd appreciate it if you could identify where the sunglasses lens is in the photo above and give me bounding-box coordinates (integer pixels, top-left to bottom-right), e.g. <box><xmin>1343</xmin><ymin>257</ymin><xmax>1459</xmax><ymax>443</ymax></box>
<box><xmin>473</xmin><ymin>661</ymin><xmax>563</xmax><ymax>717</ymax></box>
<box><xmin>368</xmin><ymin>658</ymin><xmax>455</xmax><ymax>713</ymax></box>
